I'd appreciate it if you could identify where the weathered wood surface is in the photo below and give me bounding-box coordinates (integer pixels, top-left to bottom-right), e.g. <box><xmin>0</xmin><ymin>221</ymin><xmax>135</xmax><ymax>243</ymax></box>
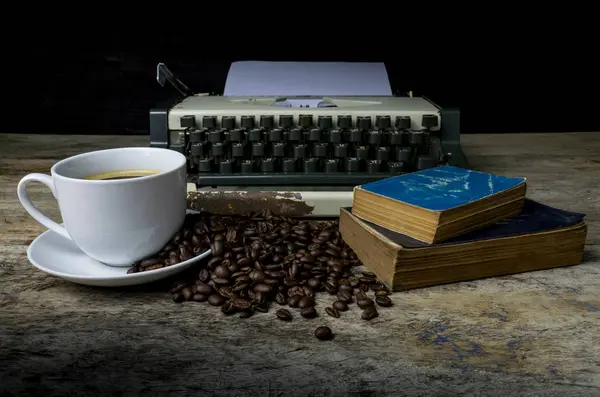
<box><xmin>1</xmin><ymin>132</ymin><xmax>600</xmax><ymax>397</ymax></box>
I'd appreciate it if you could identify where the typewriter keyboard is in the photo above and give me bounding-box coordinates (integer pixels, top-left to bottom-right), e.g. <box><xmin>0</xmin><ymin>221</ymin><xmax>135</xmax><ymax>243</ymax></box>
<box><xmin>172</xmin><ymin>114</ymin><xmax>447</xmax><ymax>186</ymax></box>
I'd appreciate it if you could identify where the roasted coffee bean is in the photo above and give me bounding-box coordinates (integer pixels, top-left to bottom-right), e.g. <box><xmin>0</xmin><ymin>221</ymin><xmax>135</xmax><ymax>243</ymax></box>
<box><xmin>357</xmin><ymin>298</ymin><xmax>375</xmax><ymax>309</ymax></box>
<box><xmin>314</xmin><ymin>326</ymin><xmax>333</xmax><ymax>341</ymax></box>
<box><xmin>196</xmin><ymin>283</ymin><xmax>214</xmax><ymax>295</ymax></box>
<box><xmin>172</xmin><ymin>293</ymin><xmax>185</xmax><ymax>303</ymax></box>
<box><xmin>192</xmin><ymin>293</ymin><xmax>208</xmax><ymax>302</ymax></box>
<box><xmin>213</xmin><ymin>277</ymin><xmax>230</xmax><ymax>285</ymax></box>
<box><xmin>332</xmin><ymin>300</ymin><xmax>348</xmax><ymax>312</ymax></box>
<box><xmin>233</xmin><ymin>298</ymin><xmax>252</xmax><ymax>310</ymax></box>
<box><xmin>213</xmin><ymin>264</ymin><xmax>230</xmax><ymax>279</ymax></box>
<box><xmin>361</xmin><ymin>306</ymin><xmax>378</xmax><ymax>320</ymax></box>
<box><xmin>198</xmin><ymin>268</ymin><xmax>210</xmax><ymax>283</ymax></box>
<box><xmin>207</xmin><ymin>294</ymin><xmax>227</xmax><ymax>306</ymax></box>
<box><xmin>276</xmin><ymin>309</ymin><xmax>293</xmax><ymax>321</ymax></box>
<box><xmin>325</xmin><ymin>307</ymin><xmax>340</xmax><ymax>318</ymax></box>
<box><xmin>239</xmin><ymin>308</ymin><xmax>254</xmax><ymax>318</ymax></box>
<box><xmin>221</xmin><ymin>301</ymin><xmax>236</xmax><ymax>315</ymax></box>
<box><xmin>375</xmin><ymin>295</ymin><xmax>393</xmax><ymax>307</ymax></box>
<box><xmin>355</xmin><ymin>291</ymin><xmax>368</xmax><ymax>301</ymax></box>
<box><xmin>275</xmin><ymin>292</ymin><xmax>287</xmax><ymax>305</ymax></box>
<box><xmin>254</xmin><ymin>304</ymin><xmax>269</xmax><ymax>313</ymax></box>
<box><xmin>336</xmin><ymin>291</ymin><xmax>352</xmax><ymax>303</ymax></box>
<box><xmin>375</xmin><ymin>289</ymin><xmax>390</xmax><ymax>296</ymax></box>
<box><xmin>307</xmin><ymin>278</ymin><xmax>321</xmax><ymax>290</ymax></box>
<box><xmin>338</xmin><ymin>284</ymin><xmax>353</xmax><ymax>294</ymax></box>
<box><xmin>300</xmin><ymin>307</ymin><xmax>317</xmax><ymax>319</ymax></box>
<box><xmin>288</xmin><ymin>295</ymin><xmax>302</xmax><ymax>308</ymax></box>
<box><xmin>297</xmin><ymin>296</ymin><xmax>315</xmax><ymax>309</ymax></box>
<box><xmin>181</xmin><ymin>287</ymin><xmax>193</xmax><ymax>301</ymax></box>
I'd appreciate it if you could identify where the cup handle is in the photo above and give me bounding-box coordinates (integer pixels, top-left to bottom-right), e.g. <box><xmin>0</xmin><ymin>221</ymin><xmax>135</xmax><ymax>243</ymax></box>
<box><xmin>17</xmin><ymin>173</ymin><xmax>72</xmax><ymax>241</ymax></box>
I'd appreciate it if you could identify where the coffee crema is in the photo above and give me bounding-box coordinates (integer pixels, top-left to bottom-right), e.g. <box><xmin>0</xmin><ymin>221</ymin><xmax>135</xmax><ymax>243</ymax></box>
<box><xmin>83</xmin><ymin>169</ymin><xmax>160</xmax><ymax>181</ymax></box>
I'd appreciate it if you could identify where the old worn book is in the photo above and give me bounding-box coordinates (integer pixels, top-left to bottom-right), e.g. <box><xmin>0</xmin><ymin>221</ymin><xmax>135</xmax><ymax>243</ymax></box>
<box><xmin>339</xmin><ymin>199</ymin><xmax>587</xmax><ymax>291</ymax></box>
<box><xmin>352</xmin><ymin>166</ymin><xmax>527</xmax><ymax>244</ymax></box>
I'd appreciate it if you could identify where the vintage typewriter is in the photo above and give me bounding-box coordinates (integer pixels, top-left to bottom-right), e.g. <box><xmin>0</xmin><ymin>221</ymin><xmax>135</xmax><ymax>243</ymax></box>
<box><xmin>150</xmin><ymin>62</ymin><xmax>469</xmax><ymax>216</ymax></box>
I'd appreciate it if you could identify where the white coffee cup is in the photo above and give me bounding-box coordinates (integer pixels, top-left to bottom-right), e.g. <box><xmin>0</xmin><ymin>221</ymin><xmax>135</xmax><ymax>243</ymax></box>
<box><xmin>17</xmin><ymin>147</ymin><xmax>188</xmax><ymax>267</ymax></box>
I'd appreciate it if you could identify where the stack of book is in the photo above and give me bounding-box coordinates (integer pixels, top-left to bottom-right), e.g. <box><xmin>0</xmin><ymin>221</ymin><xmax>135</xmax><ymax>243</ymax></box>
<box><xmin>340</xmin><ymin>166</ymin><xmax>587</xmax><ymax>291</ymax></box>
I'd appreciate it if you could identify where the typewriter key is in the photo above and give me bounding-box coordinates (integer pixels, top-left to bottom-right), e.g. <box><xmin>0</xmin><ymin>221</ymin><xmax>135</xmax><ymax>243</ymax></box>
<box><xmin>283</xmin><ymin>158</ymin><xmax>297</xmax><ymax>173</ymax></box>
<box><xmin>222</xmin><ymin>116</ymin><xmax>236</xmax><ymax>130</ymax></box>
<box><xmin>189</xmin><ymin>130</ymin><xmax>203</xmax><ymax>143</ymax></box>
<box><xmin>355</xmin><ymin>146</ymin><xmax>369</xmax><ymax>160</ymax></box>
<box><xmin>325</xmin><ymin>159</ymin><xmax>339</xmax><ymax>173</ymax></box>
<box><xmin>279</xmin><ymin>115</ymin><xmax>293</xmax><ymax>128</ymax></box>
<box><xmin>349</xmin><ymin>129</ymin><xmax>362</xmax><ymax>142</ymax></box>
<box><xmin>232</xmin><ymin>143</ymin><xmax>245</xmax><ymax>157</ymax></box>
<box><xmin>303</xmin><ymin>158</ymin><xmax>319</xmax><ymax>173</ymax></box>
<box><xmin>293</xmin><ymin>144</ymin><xmax>307</xmax><ymax>158</ymax></box>
<box><xmin>313</xmin><ymin>143</ymin><xmax>328</xmax><ymax>157</ymax></box>
<box><xmin>333</xmin><ymin>143</ymin><xmax>348</xmax><ymax>158</ymax></box>
<box><xmin>212</xmin><ymin>142</ymin><xmax>224</xmax><ymax>156</ymax></box>
<box><xmin>421</xmin><ymin>114</ymin><xmax>438</xmax><ymax>129</ymax></box>
<box><xmin>289</xmin><ymin>128</ymin><xmax>303</xmax><ymax>141</ymax></box>
<box><xmin>318</xmin><ymin>116</ymin><xmax>332</xmax><ymax>130</ymax></box>
<box><xmin>376</xmin><ymin>115</ymin><xmax>391</xmax><ymax>130</ymax></box>
<box><xmin>202</xmin><ymin>116</ymin><xmax>217</xmax><ymax>129</ymax></box>
<box><xmin>329</xmin><ymin>129</ymin><xmax>342</xmax><ymax>143</ymax></box>
<box><xmin>272</xmin><ymin>143</ymin><xmax>286</xmax><ymax>157</ymax></box>
<box><xmin>261</xmin><ymin>158</ymin><xmax>275</xmax><ymax>172</ymax></box>
<box><xmin>345</xmin><ymin>158</ymin><xmax>361</xmax><ymax>172</ymax></box>
<box><xmin>299</xmin><ymin>114</ymin><xmax>313</xmax><ymax>129</ymax></box>
<box><xmin>388</xmin><ymin>131</ymin><xmax>403</xmax><ymax>145</ymax></box>
<box><xmin>395</xmin><ymin>116</ymin><xmax>411</xmax><ymax>130</ymax></box>
<box><xmin>357</xmin><ymin>116</ymin><xmax>371</xmax><ymax>131</ymax></box>
<box><xmin>367</xmin><ymin>160</ymin><xmax>381</xmax><ymax>174</ymax></box>
<box><xmin>368</xmin><ymin>131</ymin><xmax>382</xmax><ymax>145</ymax></box>
<box><xmin>260</xmin><ymin>115</ymin><xmax>274</xmax><ymax>129</ymax></box>
<box><xmin>308</xmin><ymin>128</ymin><xmax>321</xmax><ymax>141</ymax></box>
<box><xmin>337</xmin><ymin>115</ymin><xmax>352</xmax><ymax>129</ymax></box>
<box><xmin>269</xmin><ymin>128</ymin><xmax>283</xmax><ymax>141</ymax></box>
<box><xmin>241</xmin><ymin>160</ymin><xmax>254</xmax><ymax>174</ymax></box>
<box><xmin>208</xmin><ymin>130</ymin><xmax>223</xmax><ymax>143</ymax></box>
<box><xmin>249</xmin><ymin>129</ymin><xmax>262</xmax><ymax>142</ymax></box>
<box><xmin>180</xmin><ymin>115</ymin><xmax>196</xmax><ymax>128</ymax></box>
<box><xmin>396</xmin><ymin>147</ymin><xmax>412</xmax><ymax>162</ymax></box>
<box><xmin>376</xmin><ymin>147</ymin><xmax>390</xmax><ymax>161</ymax></box>
<box><xmin>241</xmin><ymin>116</ymin><xmax>255</xmax><ymax>129</ymax></box>
<box><xmin>388</xmin><ymin>161</ymin><xmax>404</xmax><ymax>173</ymax></box>
<box><xmin>409</xmin><ymin>131</ymin><xmax>424</xmax><ymax>145</ymax></box>
<box><xmin>219</xmin><ymin>159</ymin><xmax>234</xmax><ymax>174</ymax></box>
<box><xmin>252</xmin><ymin>142</ymin><xmax>265</xmax><ymax>157</ymax></box>
<box><xmin>190</xmin><ymin>143</ymin><xmax>204</xmax><ymax>156</ymax></box>
<box><xmin>229</xmin><ymin>129</ymin><xmax>244</xmax><ymax>142</ymax></box>
<box><xmin>198</xmin><ymin>158</ymin><xmax>213</xmax><ymax>172</ymax></box>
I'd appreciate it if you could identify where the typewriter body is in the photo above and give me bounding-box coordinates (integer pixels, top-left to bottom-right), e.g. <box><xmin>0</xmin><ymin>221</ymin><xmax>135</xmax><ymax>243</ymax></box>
<box><xmin>149</xmin><ymin>63</ymin><xmax>469</xmax><ymax>216</ymax></box>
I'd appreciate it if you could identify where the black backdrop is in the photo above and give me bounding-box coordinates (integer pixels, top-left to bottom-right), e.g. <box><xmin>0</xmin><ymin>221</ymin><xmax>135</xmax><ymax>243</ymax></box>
<box><xmin>6</xmin><ymin>34</ymin><xmax>599</xmax><ymax>136</ymax></box>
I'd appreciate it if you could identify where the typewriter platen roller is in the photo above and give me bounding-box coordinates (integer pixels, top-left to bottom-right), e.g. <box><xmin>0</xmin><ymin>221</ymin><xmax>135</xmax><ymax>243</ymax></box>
<box><xmin>150</xmin><ymin>62</ymin><xmax>469</xmax><ymax>216</ymax></box>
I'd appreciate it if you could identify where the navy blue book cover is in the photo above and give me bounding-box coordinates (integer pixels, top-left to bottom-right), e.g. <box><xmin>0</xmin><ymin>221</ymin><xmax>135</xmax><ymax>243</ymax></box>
<box><xmin>346</xmin><ymin>199</ymin><xmax>585</xmax><ymax>248</ymax></box>
<box><xmin>357</xmin><ymin>166</ymin><xmax>526</xmax><ymax>211</ymax></box>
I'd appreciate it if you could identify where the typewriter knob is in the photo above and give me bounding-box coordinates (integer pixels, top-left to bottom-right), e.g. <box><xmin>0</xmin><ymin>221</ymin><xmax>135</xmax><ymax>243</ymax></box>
<box><xmin>202</xmin><ymin>116</ymin><xmax>217</xmax><ymax>129</ymax></box>
<box><xmin>376</xmin><ymin>115</ymin><xmax>391</xmax><ymax>130</ymax></box>
<box><xmin>180</xmin><ymin>115</ymin><xmax>196</xmax><ymax>128</ymax></box>
<box><xmin>279</xmin><ymin>115</ymin><xmax>293</xmax><ymax>128</ymax></box>
<box><xmin>241</xmin><ymin>116</ymin><xmax>255</xmax><ymax>129</ymax></box>
<box><xmin>395</xmin><ymin>116</ymin><xmax>411</xmax><ymax>130</ymax></box>
<box><xmin>318</xmin><ymin>115</ymin><xmax>333</xmax><ymax>130</ymax></box>
<box><xmin>299</xmin><ymin>114</ymin><xmax>313</xmax><ymax>129</ymax></box>
<box><xmin>422</xmin><ymin>114</ymin><xmax>439</xmax><ymax>129</ymax></box>
<box><xmin>260</xmin><ymin>115</ymin><xmax>275</xmax><ymax>129</ymax></box>
<box><xmin>357</xmin><ymin>116</ymin><xmax>372</xmax><ymax>131</ymax></box>
<box><xmin>337</xmin><ymin>115</ymin><xmax>352</xmax><ymax>129</ymax></box>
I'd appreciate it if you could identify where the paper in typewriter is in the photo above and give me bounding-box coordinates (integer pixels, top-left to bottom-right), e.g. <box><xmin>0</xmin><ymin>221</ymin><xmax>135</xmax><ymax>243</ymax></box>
<box><xmin>224</xmin><ymin>61</ymin><xmax>393</xmax><ymax>96</ymax></box>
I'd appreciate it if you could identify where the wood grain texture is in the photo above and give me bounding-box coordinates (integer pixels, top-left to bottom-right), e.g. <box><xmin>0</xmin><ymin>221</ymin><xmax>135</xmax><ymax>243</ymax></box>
<box><xmin>1</xmin><ymin>132</ymin><xmax>600</xmax><ymax>396</ymax></box>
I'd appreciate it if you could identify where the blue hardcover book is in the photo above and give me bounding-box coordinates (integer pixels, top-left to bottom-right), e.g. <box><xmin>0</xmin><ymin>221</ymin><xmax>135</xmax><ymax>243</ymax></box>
<box><xmin>352</xmin><ymin>166</ymin><xmax>527</xmax><ymax>244</ymax></box>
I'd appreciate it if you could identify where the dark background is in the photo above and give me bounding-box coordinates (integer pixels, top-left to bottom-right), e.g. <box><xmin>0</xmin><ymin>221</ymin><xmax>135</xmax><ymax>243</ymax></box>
<box><xmin>6</xmin><ymin>31</ymin><xmax>598</xmax><ymax>136</ymax></box>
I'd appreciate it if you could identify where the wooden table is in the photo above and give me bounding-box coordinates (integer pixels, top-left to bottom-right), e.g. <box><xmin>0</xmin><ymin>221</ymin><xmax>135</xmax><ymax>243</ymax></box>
<box><xmin>1</xmin><ymin>133</ymin><xmax>600</xmax><ymax>396</ymax></box>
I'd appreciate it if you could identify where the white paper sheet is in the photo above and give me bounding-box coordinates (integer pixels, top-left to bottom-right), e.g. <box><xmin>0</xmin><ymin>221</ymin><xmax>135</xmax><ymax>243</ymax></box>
<box><xmin>223</xmin><ymin>61</ymin><xmax>392</xmax><ymax>97</ymax></box>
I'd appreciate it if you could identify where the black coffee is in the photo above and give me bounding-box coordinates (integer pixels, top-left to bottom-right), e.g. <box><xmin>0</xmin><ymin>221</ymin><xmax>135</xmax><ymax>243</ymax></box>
<box><xmin>84</xmin><ymin>169</ymin><xmax>160</xmax><ymax>180</ymax></box>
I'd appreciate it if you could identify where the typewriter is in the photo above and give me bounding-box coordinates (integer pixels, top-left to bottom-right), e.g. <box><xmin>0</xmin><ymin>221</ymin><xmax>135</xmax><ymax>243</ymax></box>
<box><xmin>150</xmin><ymin>62</ymin><xmax>469</xmax><ymax>216</ymax></box>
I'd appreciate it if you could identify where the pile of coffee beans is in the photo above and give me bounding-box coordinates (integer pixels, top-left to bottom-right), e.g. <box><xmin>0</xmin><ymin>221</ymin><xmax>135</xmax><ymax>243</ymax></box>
<box><xmin>161</xmin><ymin>209</ymin><xmax>394</xmax><ymax>340</ymax></box>
<box><xmin>127</xmin><ymin>214</ymin><xmax>211</xmax><ymax>273</ymax></box>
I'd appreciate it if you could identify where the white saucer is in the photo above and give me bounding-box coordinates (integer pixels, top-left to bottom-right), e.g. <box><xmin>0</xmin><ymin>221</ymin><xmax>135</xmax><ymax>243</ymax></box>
<box><xmin>26</xmin><ymin>224</ymin><xmax>212</xmax><ymax>288</ymax></box>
